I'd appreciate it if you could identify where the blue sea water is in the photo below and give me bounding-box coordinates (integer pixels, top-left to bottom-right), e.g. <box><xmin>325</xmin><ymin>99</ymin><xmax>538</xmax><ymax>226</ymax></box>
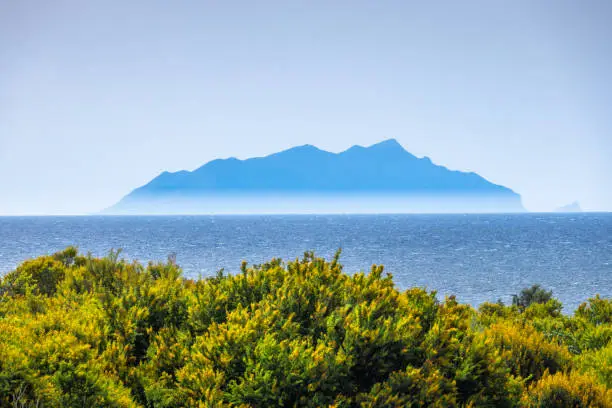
<box><xmin>0</xmin><ymin>214</ymin><xmax>610</xmax><ymax>312</ymax></box>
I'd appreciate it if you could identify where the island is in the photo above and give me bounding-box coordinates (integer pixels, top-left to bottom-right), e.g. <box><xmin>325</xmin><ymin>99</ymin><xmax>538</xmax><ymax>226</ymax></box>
<box><xmin>555</xmin><ymin>201</ymin><xmax>582</xmax><ymax>213</ymax></box>
<box><xmin>105</xmin><ymin>139</ymin><xmax>525</xmax><ymax>214</ymax></box>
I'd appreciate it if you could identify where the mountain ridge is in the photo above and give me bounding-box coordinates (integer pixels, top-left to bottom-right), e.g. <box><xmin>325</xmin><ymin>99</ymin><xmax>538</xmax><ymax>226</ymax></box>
<box><xmin>105</xmin><ymin>139</ymin><xmax>524</xmax><ymax>214</ymax></box>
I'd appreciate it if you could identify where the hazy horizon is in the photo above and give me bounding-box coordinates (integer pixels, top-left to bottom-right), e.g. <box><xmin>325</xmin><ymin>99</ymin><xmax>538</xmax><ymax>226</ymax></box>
<box><xmin>1</xmin><ymin>1</ymin><xmax>611</xmax><ymax>214</ymax></box>
<box><xmin>102</xmin><ymin>192</ymin><xmax>526</xmax><ymax>216</ymax></box>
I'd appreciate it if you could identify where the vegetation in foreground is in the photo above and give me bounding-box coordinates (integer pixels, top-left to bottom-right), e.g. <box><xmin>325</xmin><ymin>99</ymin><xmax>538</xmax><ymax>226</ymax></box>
<box><xmin>0</xmin><ymin>248</ymin><xmax>610</xmax><ymax>407</ymax></box>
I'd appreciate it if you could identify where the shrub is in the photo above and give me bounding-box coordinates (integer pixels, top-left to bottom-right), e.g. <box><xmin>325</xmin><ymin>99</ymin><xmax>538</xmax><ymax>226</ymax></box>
<box><xmin>484</xmin><ymin>322</ymin><xmax>571</xmax><ymax>382</ymax></box>
<box><xmin>512</xmin><ymin>284</ymin><xmax>553</xmax><ymax>310</ymax></box>
<box><xmin>576</xmin><ymin>295</ymin><xmax>612</xmax><ymax>326</ymax></box>
<box><xmin>0</xmin><ymin>249</ymin><xmax>610</xmax><ymax>406</ymax></box>
<box><xmin>521</xmin><ymin>371</ymin><xmax>612</xmax><ymax>408</ymax></box>
<box><xmin>1</xmin><ymin>257</ymin><xmax>67</xmax><ymax>296</ymax></box>
<box><xmin>576</xmin><ymin>344</ymin><xmax>612</xmax><ymax>388</ymax></box>
<box><xmin>355</xmin><ymin>366</ymin><xmax>457</xmax><ymax>407</ymax></box>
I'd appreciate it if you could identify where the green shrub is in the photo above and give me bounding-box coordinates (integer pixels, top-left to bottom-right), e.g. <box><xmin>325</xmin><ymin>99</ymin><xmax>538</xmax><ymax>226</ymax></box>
<box><xmin>521</xmin><ymin>371</ymin><xmax>612</xmax><ymax>408</ymax></box>
<box><xmin>1</xmin><ymin>257</ymin><xmax>66</xmax><ymax>296</ymax></box>
<box><xmin>485</xmin><ymin>322</ymin><xmax>571</xmax><ymax>382</ymax></box>
<box><xmin>576</xmin><ymin>295</ymin><xmax>612</xmax><ymax>326</ymax></box>
<box><xmin>512</xmin><ymin>284</ymin><xmax>554</xmax><ymax>310</ymax></box>
<box><xmin>576</xmin><ymin>343</ymin><xmax>612</xmax><ymax>388</ymax></box>
<box><xmin>0</xmin><ymin>249</ymin><xmax>609</xmax><ymax>406</ymax></box>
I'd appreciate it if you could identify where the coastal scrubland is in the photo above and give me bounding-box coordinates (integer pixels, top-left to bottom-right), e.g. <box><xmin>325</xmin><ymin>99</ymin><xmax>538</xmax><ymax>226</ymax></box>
<box><xmin>0</xmin><ymin>248</ymin><xmax>610</xmax><ymax>407</ymax></box>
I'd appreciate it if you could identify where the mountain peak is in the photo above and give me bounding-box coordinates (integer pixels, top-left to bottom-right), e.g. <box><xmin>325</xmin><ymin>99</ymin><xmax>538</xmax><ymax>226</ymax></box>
<box><xmin>272</xmin><ymin>143</ymin><xmax>324</xmax><ymax>156</ymax></box>
<box><xmin>368</xmin><ymin>138</ymin><xmax>405</xmax><ymax>150</ymax></box>
<box><xmin>341</xmin><ymin>139</ymin><xmax>408</xmax><ymax>156</ymax></box>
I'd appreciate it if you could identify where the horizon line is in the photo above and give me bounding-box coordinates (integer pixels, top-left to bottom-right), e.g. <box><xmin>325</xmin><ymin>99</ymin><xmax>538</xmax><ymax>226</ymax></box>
<box><xmin>0</xmin><ymin>210</ymin><xmax>604</xmax><ymax>217</ymax></box>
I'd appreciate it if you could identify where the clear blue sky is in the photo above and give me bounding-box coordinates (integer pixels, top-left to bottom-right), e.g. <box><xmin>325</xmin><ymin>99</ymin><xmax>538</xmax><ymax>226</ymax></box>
<box><xmin>1</xmin><ymin>0</ymin><xmax>611</xmax><ymax>214</ymax></box>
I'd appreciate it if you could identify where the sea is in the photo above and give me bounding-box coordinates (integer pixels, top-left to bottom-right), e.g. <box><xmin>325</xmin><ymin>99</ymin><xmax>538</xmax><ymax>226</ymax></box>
<box><xmin>0</xmin><ymin>213</ymin><xmax>610</xmax><ymax>312</ymax></box>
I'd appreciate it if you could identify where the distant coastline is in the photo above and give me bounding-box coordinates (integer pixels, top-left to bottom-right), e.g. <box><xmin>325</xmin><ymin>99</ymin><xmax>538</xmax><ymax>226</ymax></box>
<box><xmin>106</xmin><ymin>139</ymin><xmax>525</xmax><ymax>215</ymax></box>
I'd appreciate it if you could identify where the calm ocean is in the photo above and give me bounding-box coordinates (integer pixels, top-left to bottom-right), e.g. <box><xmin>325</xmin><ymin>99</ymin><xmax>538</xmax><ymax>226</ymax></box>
<box><xmin>0</xmin><ymin>213</ymin><xmax>610</xmax><ymax>312</ymax></box>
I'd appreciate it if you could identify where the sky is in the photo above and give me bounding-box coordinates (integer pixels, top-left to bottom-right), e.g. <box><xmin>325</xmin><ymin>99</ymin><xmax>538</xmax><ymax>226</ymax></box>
<box><xmin>1</xmin><ymin>0</ymin><xmax>611</xmax><ymax>214</ymax></box>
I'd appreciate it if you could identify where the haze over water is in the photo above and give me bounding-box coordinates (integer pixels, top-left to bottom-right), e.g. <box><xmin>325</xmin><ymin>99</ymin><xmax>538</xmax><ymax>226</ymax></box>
<box><xmin>1</xmin><ymin>213</ymin><xmax>609</xmax><ymax>312</ymax></box>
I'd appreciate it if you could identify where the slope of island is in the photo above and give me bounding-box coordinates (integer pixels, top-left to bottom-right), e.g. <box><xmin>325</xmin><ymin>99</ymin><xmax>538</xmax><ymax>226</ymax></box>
<box><xmin>105</xmin><ymin>139</ymin><xmax>525</xmax><ymax>214</ymax></box>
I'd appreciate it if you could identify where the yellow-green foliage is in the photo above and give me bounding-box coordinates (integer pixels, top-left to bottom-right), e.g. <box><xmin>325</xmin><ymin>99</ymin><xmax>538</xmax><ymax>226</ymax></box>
<box><xmin>521</xmin><ymin>371</ymin><xmax>611</xmax><ymax>408</ymax></box>
<box><xmin>484</xmin><ymin>322</ymin><xmax>571</xmax><ymax>382</ymax></box>
<box><xmin>0</xmin><ymin>248</ymin><xmax>610</xmax><ymax>407</ymax></box>
<box><xmin>576</xmin><ymin>343</ymin><xmax>612</xmax><ymax>388</ymax></box>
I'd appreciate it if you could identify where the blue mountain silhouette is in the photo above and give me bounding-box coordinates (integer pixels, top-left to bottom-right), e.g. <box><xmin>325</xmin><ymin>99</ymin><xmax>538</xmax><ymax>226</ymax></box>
<box><xmin>106</xmin><ymin>139</ymin><xmax>524</xmax><ymax>213</ymax></box>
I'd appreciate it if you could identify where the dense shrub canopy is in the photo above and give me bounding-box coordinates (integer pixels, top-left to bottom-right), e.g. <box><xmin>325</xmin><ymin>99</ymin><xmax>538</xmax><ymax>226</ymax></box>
<box><xmin>0</xmin><ymin>248</ymin><xmax>610</xmax><ymax>407</ymax></box>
